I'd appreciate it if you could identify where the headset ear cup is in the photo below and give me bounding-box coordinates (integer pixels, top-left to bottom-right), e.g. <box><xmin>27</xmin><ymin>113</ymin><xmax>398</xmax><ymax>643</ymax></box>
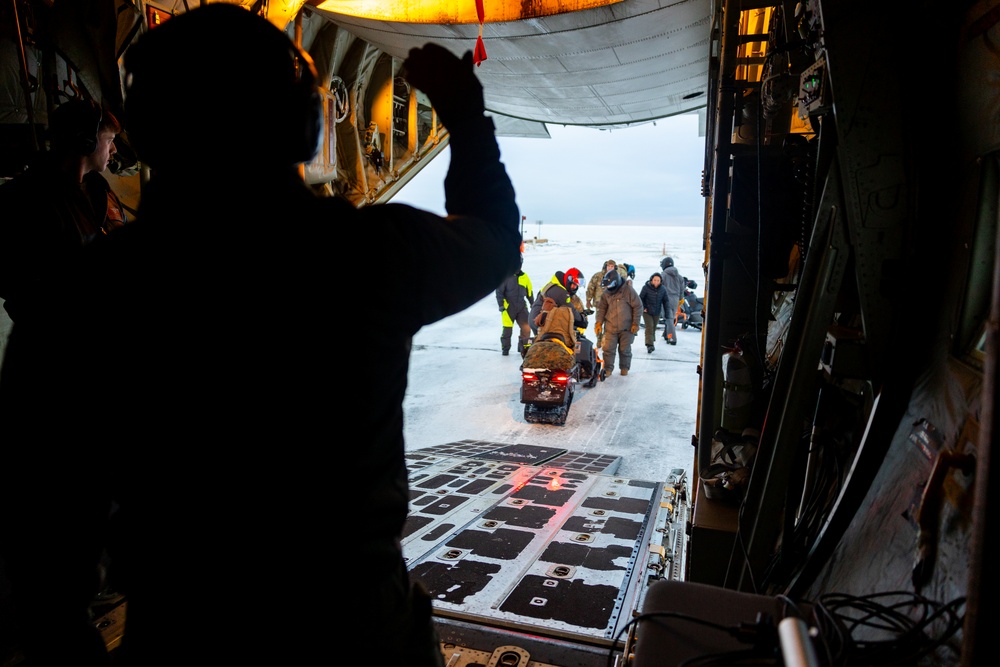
<box><xmin>123</xmin><ymin>5</ymin><xmax>322</xmax><ymax>169</ymax></box>
<box><xmin>50</xmin><ymin>99</ymin><xmax>101</xmax><ymax>155</ymax></box>
<box><xmin>76</xmin><ymin>100</ymin><xmax>101</xmax><ymax>155</ymax></box>
<box><xmin>76</xmin><ymin>128</ymin><xmax>99</xmax><ymax>155</ymax></box>
<box><xmin>298</xmin><ymin>89</ymin><xmax>323</xmax><ymax>164</ymax></box>
<box><xmin>288</xmin><ymin>47</ymin><xmax>322</xmax><ymax>165</ymax></box>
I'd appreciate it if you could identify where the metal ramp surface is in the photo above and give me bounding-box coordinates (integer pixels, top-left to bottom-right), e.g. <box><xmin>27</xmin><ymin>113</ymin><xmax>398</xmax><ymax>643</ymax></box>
<box><xmin>403</xmin><ymin>442</ymin><xmax>689</xmax><ymax>665</ymax></box>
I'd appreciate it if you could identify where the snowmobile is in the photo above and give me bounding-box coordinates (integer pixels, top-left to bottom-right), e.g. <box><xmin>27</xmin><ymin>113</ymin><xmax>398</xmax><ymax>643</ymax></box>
<box><xmin>520</xmin><ymin>312</ymin><xmax>601</xmax><ymax>425</ymax></box>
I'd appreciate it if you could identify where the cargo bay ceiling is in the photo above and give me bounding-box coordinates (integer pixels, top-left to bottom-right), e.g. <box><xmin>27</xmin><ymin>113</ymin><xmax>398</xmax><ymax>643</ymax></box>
<box><xmin>303</xmin><ymin>0</ymin><xmax>712</xmax><ymax>130</ymax></box>
<box><xmin>298</xmin><ymin>0</ymin><xmax>712</xmax><ymax>204</ymax></box>
<box><xmin>1</xmin><ymin>0</ymin><xmax>712</xmax><ymax>207</ymax></box>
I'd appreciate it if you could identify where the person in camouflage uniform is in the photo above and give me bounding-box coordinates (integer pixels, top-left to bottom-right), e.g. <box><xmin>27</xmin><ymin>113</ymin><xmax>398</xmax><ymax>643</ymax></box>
<box><xmin>585</xmin><ymin>259</ymin><xmax>629</xmax><ymax>310</ymax></box>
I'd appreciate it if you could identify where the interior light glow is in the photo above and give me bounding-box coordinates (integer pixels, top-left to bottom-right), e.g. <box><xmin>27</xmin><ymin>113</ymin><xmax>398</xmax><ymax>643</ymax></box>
<box><xmin>312</xmin><ymin>0</ymin><xmax>624</xmax><ymax>25</ymax></box>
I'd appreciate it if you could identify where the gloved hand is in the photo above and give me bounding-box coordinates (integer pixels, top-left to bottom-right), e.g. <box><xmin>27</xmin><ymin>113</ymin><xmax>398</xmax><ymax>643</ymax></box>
<box><xmin>595</xmin><ymin>322</ymin><xmax>603</xmax><ymax>336</ymax></box>
<box><xmin>499</xmin><ymin>307</ymin><xmax>505</xmax><ymax>312</ymax></box>
<box><xmin>403</xmin><ymin>44</ymin><xmax>485</xmax><ymax>128</ymax></box>
<box><xmin>629</xmin><ymin>324</ymin><xmax>639</xmax><ymax>335</ymax></box>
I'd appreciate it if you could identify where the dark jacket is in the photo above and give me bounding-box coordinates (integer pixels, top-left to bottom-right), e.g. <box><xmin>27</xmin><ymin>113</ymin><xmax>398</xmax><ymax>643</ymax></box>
<box><xmin>496</xmin><ymin>269</ymin><xmax>533</xmax><ymax>319</ymax></box>
<box><xmin>0</xmin><ymin>157</ymin><xmax>126</xmax><ymax>322</ymax></box>
<box><xmin>639</xmin><ymin>278</ymin><xmax>670</xmax><ymax>319</ymax></box>
<box><xmin>0</xmin><ymin>114</ymin><xmax>519</xmax><ymax>664</ymax></box>
<box><xmin>660</xmin><ymin>264</ymin><xmax>686</xmax><ymax>301</ymax></box>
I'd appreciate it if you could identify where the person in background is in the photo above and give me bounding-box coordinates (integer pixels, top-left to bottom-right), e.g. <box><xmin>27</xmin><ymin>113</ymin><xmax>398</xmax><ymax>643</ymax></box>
<box><xmin>585</xmin><ymin>259</ymin><xmax>617</xmax><ymax>310</ymax></box>
<box><xmin>0</xmin><ymin>5</ymin><xmax>519</xmax><ymax>667</ymax></box>
<box><xmin>530</xmin><ymin>270</ymin><xmax>563</xmax><ymax>335</ymax></box>
<box><xmin>0</xmin><ymin>99</ymin><xmax>126</xmax><ymax>323</ymax></box>
<box><xmin>594</xmin><ymin>268</ymin><xmax>641</xmax><ymax>377</ymax></box>
<box><xmin>621</xmin><ymin>262</ymin><xmax>636</xmax><ymax>284</ymax></box>
<box><xmin>496</xmin><ymin>259</ymin><xmax>533</xmax><ymax>356</ymax></box>
<box><xmin>530</xmin><ymin>267</ymin><xmax>584</xmax><ymax>334</ymax></box>
<box><xmin>563</xmin><ymin>267</ymin><xmax>585</xmax><ymax>318</ymax></box>
<box><xmin>660</xmin><ymin>256</ymin><xmax>685</xmax><ymax>345</ymax></box>
<box><xmin>639</xmin><ymin>272</ymin><xmax>670</xmax><ymax>353</ymax></box>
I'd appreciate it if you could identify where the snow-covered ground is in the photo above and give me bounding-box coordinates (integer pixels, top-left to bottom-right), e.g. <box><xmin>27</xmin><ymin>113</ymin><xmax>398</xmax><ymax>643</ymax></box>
<box><xmin>403</xmin><ymin>223</ymin><xmax>705</xmax><ymax>484</ymax></box>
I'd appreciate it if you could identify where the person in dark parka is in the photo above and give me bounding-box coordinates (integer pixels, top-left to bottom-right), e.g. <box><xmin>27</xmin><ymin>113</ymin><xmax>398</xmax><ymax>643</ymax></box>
<box><xmin>594</xmin><ymin>269</ymin><xmax>642</xmax><ymax>377</ymax></box>
<box><xmin>639</xmin><ymin>272</ymin><xmax>670</xmax><ymax>353</ymax></box>
<box><xmin>660</xmin><ymin>256</ymin><xmax>686</xmax><ymax>345</ymax></box>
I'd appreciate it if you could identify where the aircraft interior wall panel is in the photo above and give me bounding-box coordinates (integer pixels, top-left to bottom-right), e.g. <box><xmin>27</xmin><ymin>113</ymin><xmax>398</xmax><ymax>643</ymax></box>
<box><xmin>958</xmin><ymin>15</ymin><xmax>1000</xmax><ymax>158</ymax></box>
<box><xmin>801</xmin><ymin>357</ymin><xmax>978</xmax><ymax>645</ymax></box>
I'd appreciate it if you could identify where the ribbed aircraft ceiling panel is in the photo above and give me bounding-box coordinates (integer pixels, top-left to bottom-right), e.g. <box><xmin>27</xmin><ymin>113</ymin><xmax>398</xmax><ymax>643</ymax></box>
<box><xmin>308</xmin><ymin>0</ymin><xmax>711</xmax><ymax>128</ymax></box>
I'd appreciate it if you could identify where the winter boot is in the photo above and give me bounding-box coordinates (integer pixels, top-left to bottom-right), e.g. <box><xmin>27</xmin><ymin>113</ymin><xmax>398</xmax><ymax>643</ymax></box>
<box><xmin>646</xmin><ymin>345</ymin><xmax>654</xmax><ymax>353</ymax></box>
<box><xmin>501</xmin><ymin>336</ymin><xmax>510</xmax><ymax>356</ymax></box>
<box><xmin>518</xmin><ymin>337</ymin><xmax>530</xmax><ymax>359</ymax></box>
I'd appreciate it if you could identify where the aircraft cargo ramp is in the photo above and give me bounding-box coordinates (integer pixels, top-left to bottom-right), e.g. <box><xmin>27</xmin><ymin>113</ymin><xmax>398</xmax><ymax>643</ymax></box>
<box><xmin>403</xmin><ymin>441</ymin><xmax>690</xmax><ymax>666</ymax></box>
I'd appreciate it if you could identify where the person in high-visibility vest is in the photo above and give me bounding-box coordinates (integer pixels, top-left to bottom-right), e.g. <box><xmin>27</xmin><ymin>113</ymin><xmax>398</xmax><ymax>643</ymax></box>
<box><xmin>495</xmin><ymin>259</ymin><xmax>534</xmax><ymax>356</ymax></box>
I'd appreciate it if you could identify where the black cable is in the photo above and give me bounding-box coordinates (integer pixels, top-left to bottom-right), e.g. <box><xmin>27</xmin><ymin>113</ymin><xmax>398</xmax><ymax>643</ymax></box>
<box><xmin>811</xmin><ymin>596</ymin><xmax>851</xmax><ymax>665</ymax></box>
<box><xmin>733</xmin><ymin>494</ymin><xmax>759</xmax><ymax>593</ymax></box>
<box><xmin>816</xmin><ymin>591</ymin><xmax>966</xmax><ymax>666</ymax></box>
<box><xmin>618</xmin><ymin>590</ymin><xmax>961</xmax><ymax>667</ymax></box>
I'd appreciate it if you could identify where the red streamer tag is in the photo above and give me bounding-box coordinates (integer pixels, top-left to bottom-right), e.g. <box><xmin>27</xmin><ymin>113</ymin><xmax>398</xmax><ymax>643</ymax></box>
<box><xmin>474</xmin><ymin>33</ymin><xmax>488</xmax><ymax>66</ymax></box>
<box><xmin>473</xmin><ymin>0</ymin><xmax>487</xmax><ymax>66</ymax></box>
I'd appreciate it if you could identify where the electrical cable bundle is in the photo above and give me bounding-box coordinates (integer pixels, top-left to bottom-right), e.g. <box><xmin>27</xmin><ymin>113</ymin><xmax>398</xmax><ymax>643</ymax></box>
<box><xmin>814</xmin><ymin>591</ymin><xmax>966</xmax><ymax>666</ymax></box>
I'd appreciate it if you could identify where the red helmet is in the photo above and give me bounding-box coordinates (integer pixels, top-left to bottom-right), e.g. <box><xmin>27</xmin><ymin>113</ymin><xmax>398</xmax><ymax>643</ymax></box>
<box><xmin>563</xmin><ymin>267</ymin><xmax>583</xmax><ymax>292</ymax></box>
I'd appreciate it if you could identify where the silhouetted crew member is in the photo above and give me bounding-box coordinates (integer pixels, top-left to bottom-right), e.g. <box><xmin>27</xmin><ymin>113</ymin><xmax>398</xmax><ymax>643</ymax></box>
<box><xmin>0</xmin><ymin>5</ymin><xmax>519</xmax><ymax>667</ymax></box>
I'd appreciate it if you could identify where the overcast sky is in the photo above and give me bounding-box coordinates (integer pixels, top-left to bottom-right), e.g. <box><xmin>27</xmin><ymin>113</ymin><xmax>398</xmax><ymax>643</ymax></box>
<box><xmin>392</xmin><ymin>112</ymin><xmax>708</xmax><ymax>228</ymax></box>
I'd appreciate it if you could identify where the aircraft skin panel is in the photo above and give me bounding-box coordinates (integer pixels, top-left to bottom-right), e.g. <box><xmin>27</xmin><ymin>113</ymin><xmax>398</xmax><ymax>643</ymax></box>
<box><xmin>309</xmin><ymin>0</ymin><xmax>712</xmax><ymax>127</ymax></box>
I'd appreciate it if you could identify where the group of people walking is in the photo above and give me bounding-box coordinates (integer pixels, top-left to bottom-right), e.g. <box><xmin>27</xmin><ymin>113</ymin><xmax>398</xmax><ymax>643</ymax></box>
<box><xmin>497</xmin><ymin>255</ymin><xmax>689</xmax><ymax>378</ymax></box>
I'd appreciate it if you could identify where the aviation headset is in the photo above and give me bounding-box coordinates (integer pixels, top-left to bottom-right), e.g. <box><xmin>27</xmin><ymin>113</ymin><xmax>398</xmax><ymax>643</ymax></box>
<box><xmin>49</xmin><ymin>99</ymin><xmax>103</xmax><ymax>156</ymax></box>
<box><xmin>123</xmin><ymin>3</ymin><xmax>322</xmax><ymax>169</ymax></box>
